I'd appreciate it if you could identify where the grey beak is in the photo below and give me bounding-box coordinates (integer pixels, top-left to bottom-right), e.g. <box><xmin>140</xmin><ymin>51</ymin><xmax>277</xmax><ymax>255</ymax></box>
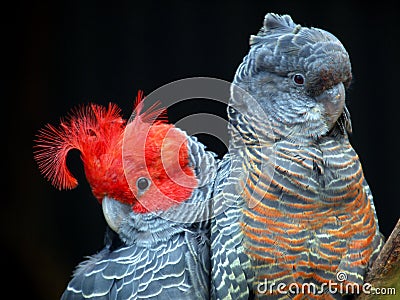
<box><xmin>102</xmin><ymin>196</ymin><xmax>132</xmax><ymax>233</ymax></box>
<box><xmin>315</xmin><ymin>82</ymin><xmax>345</xmax><ymax>130</ymax></box>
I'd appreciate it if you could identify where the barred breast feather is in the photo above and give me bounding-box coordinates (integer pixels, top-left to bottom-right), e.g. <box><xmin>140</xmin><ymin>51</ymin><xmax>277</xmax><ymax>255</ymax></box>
<box><xmin>240</xmin><ymin>134</ymin><xmax>383</xmax><ymax>299</ymax></box>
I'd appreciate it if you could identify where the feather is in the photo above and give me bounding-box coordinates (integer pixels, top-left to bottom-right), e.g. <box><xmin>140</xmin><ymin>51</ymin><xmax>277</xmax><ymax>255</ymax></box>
<box><xmin>33</xmin><ymin>103</ymin><xmax>125</xmax><ymax>191</ymax></box>
<box><xmin>129</xmin><ymin>90</ymin><xmax>168</xmax><ymax>125</ymax></box>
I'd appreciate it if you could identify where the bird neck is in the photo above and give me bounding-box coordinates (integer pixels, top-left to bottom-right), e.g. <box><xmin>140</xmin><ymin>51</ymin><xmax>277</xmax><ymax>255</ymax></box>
<box><xmin>118</xmin><ymin>209</ymin><xmax>186</xmax><ymax>246</ymax></box>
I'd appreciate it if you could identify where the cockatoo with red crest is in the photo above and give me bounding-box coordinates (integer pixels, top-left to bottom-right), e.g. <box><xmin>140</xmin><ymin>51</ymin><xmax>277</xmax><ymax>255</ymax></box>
<box><xmin>34</xmin><ymin>91</ymin><xmax>218</xmax><ymax>299</ymax></box>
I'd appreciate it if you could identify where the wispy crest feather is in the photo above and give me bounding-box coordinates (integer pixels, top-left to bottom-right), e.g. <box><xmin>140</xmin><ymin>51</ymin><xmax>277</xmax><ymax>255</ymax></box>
<box><xmin>33</xmin><ymin>103</ymin><xmax>124</xmax><ymax>190</ymax></box>
<box><xmin>129</xmin><ymin>90</ymin><xmax>168</xmax><ymax>125</ymax></box>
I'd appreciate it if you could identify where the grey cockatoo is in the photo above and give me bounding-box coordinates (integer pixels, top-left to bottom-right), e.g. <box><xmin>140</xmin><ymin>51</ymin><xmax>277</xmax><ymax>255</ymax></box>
<box><xmin>211</xmin><ymin>13</ymin><xmax>384</xmax><ymax>299</ymax></box>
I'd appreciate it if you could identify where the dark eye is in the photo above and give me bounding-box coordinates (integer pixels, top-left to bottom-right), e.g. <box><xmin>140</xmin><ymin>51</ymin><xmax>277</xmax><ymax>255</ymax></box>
<box><xmin>293</xmin><ymin>73</ymin><xmax>305</xmax><ymax>85</ymax></box>
<box><xmin>136</xmin><ymin>177</ymin><xmax>150</xmax><ymax>191</ymax></box>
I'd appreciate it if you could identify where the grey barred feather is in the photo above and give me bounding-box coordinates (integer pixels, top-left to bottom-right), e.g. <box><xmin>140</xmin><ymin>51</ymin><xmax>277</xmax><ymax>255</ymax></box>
<box><xmin>211</xmin><ymin>154</ymin><xmax>254</xmax><ymax>300</ymax></box>
<box><xmin>62</xmin><ymin>234</ymin><xmax>197</xmax><ymax>299</ymax></box>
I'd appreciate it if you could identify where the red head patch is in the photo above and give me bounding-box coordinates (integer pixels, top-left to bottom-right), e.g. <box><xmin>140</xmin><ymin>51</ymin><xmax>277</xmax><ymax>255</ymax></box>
<box><xmin>123</xmin><ymin>94</ymin><xmax>198</xmax><ymax>213</ymax></box>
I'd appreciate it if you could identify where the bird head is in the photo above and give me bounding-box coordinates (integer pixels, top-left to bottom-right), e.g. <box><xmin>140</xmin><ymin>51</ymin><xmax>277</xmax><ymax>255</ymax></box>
<box><xmin>231</xmin><ymin>13</ymin><xmax>353</xmax><ymax>141</ymax></box>
<box><xmin>34</xmin><ymin>92</ymin><xmax>200</xmax><ymax>234</ymax></box>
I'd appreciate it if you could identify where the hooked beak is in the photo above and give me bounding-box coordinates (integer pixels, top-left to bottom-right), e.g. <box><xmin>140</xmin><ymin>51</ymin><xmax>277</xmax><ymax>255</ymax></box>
<box><xmin>102</xmin><ymin>196</ymin><xmax>131</xmax><ymax>233</ymax></box>
<box><xmin>315</xmin><ymin>82</ymin><xmax>345</xmax><ymax>130</ymax></box>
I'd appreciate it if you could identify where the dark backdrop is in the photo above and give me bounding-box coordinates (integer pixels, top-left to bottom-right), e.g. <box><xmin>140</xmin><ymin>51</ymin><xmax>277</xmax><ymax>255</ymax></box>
<box><xmin>6</xmin><ymin>1</ymin><xmax>399</xmax><ymax>299</ymax></box>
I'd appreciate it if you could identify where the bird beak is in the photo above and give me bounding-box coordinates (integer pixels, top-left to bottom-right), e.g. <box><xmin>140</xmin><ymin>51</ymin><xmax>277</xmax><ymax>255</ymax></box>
<box><xmin>315</xmin><ymin>82</ymin><xmax>345</xmax><ymax>130</ymax></box>
<box><xmin>102</xmin><ymin>196</ymin><xmax>131</xmax><ymax>233</ymax></box>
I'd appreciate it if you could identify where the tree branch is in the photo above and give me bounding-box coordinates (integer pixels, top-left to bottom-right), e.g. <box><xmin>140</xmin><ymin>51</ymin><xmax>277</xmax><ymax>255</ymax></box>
<box><xmin>357</xmin><ymin>218</ymin><xmax>400</xmax><ymax>299</ymax></box>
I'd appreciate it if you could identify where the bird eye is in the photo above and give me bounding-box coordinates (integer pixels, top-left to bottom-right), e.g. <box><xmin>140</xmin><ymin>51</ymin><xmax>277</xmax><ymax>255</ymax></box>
<box><xmin>293</xmin><ymin>73</ymin><xmax>305</xmax><ymax>85</ymax></box>
<box><xmin>136</xmin><ymin>177</ymin><xmax>150</xmax><ymax>191</ymax></box>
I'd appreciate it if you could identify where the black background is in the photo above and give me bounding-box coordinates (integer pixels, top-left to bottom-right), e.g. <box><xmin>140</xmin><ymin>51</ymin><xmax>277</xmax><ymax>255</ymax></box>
<box><xmin>6</xmin><ymin>1</ymin><xmax>399</xmax><ymax>299</ymax></box>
